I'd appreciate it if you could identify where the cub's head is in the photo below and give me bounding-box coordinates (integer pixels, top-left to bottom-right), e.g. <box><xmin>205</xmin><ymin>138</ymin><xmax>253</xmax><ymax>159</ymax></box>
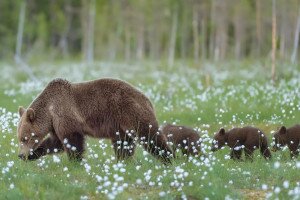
<box><xmin>211</xmin><ymin>128</ymin><xmax>227</xmax><ymax>152</ymax></box>
<box><xmin>272</xmin><ymin>126</ymin><xmax>287</xmax><ymax>152</ymax></box>
<box><xmin>17</xmin><ymin>106</ymin><xmax>48</xmax><ymax>160</ymax></box>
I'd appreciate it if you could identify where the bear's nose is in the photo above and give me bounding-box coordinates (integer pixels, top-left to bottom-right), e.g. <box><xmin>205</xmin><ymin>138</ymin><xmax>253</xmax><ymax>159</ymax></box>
<box><xmin>18</xmin><ymin>154</ymin><xmax>26</xmax><ymax>160</ymax></box>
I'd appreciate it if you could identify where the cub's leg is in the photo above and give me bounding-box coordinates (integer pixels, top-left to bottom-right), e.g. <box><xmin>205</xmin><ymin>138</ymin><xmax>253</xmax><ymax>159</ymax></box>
<box><xmin>288</xmin><ymin>142</ymin><xmax>299</xmax><ymax>159</ymax></box>
<box><xmin>230</xmin><ymin>149</ymin><xmax>242</xmax><ymax>160</ymax></box>
<box><xmin>27</xmin><ymin>134</ymin><xmax>63</xmax><ymax>160</ymax></box>
<box><xmin>244</xmin><ymin>147</ymin><xmax>254</xmax><ymax>161</ymax></box>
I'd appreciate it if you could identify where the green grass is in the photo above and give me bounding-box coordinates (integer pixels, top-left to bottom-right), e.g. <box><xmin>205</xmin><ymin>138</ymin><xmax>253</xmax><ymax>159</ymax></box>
<box><xmin>1</xmin><ymin>61</ymin><xmax>300</xmax><ymax>199</ymax></box>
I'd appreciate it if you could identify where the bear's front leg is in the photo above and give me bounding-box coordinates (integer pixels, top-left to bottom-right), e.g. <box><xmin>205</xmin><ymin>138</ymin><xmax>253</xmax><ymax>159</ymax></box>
<box><xmin>290</xmin><ymin>150</ymin><xmax>299</xmax><ymax>159</ymax></box>
<box><xmin>27</xmin><ymin>134</ymin><xmax>64</xmax><ymax>160</ymax></box>
<box><xmin>230</xmin><ymin>149</ymin><xmax>242</xmax><ymax>160</ymax></box>
<box><xmin>63</xmin><ymin>132</ymin><xmax>85</xmax><ymax>161</ymax></box>
<box><xmin>244</xmin><ymin>148</ymin><xmax>254</xmax><ymax>161</ymax></box>
<box><xmin>289</xmin><ymin>142</ymin><xmax>299</xmax><ymax>159</ymax></box>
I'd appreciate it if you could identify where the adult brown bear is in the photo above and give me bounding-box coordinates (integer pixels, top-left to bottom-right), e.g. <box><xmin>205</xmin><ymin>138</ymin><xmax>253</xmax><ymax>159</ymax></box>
<box><xmin>17</xmin><ymin>78</ymin><xmax>173</xmax><ymax>164</ymax></box>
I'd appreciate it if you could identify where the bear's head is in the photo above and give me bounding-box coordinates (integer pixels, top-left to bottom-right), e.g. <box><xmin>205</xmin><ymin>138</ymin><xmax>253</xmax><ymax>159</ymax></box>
<box><xmin>211</xmin><ymin>128</ymin><xmax>227</xmax><ymax>151</ymax></box>
<box><xmin>272</xmin><ymin>126</ymin><xmax>287</xmax><ymax>151</ymax></box>
<box><xmin>17</xmin><ymin>106</ymin><xmax>49</xmax><ymax>160</ymax></box>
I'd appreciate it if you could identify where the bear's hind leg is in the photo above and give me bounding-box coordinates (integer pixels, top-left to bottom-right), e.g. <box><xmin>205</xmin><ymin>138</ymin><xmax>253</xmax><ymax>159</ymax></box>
<box><xmin>28</xmin><ymin>134</ymin><xmax>64</xmax><ymax>160</ymax></box>
<box><xmin>260</xmin><ymin>142</ymin><xmax>272</xmax><ymax>160</ymax></box>
<box><xmin>63</xmin><ymin>132</ymin><xmax>85</xmax><ymax>161</ymax></box>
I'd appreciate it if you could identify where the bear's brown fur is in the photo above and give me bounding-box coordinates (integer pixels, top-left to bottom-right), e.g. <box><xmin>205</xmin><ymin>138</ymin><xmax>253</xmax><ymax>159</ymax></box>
<box><xmin>17</xmin><ymin>78</ymin><xmax>173</xmax><ymax>163</ymax></box>
<box><xmin>161</xmin><ymin>124</ymin><xmax>202</xmax><ymax>157</ymax></box>
<box><xmin>273</xmin><ymin>124</ymin><xmax>300</xmax><ymax>158</ymax></box>
<box><xmin>211</xmin><ymin>126</ymin><xmax>271</xmax><ymax>160</ymax></box>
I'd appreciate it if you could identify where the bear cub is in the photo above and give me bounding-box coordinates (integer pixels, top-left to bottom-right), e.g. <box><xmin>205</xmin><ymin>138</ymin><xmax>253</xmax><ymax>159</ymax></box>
<box><xmin>273</xmin><ymin>124</ymin><xmax>300</xmax><ymax>158</ymax></box>
<box><xmin>212</xmin><ymin>126</ymin><xmax>271</xmax><ymax>160</ymax></box>
<box><xmin>161</xmin><ymin>124</ymin><xmax>202</xmax><ymax>157</ymax></box>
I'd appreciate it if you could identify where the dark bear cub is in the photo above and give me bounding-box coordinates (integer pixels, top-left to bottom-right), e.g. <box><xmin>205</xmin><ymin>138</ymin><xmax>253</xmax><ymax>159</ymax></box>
<box><xmin>273</xmin><ymin>124</ymin><xmax>300</xmax><ymax>158</ymax></box>
<box><xmin>211</xmin><ymin>126</ymin><xmax>271</xmax><ymax>160</ymax></box>
<box><xmin>161</xmin><ymin>124</ymin><xmax>202</xmax><ymax>157</ymax></box>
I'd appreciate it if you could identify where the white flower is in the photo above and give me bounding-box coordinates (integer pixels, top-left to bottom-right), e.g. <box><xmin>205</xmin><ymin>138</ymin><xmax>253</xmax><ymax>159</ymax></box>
<box><xmin>35</xmin><ymin>139</ymin><xmax>39</xmax><ymax>143</ymax></box>
<box><xmin>120</xmin><ymin>168</ymin><xmax>126</xmax><ymax>173</ymax></box>
<box><xmin>262</xmin><ymin>184</ymin><xmax>268</xmax><ymax>190</ymax></box>
<box><xmin>53</xmin><ymin>155</ymin><xmax>61</xmax><ymax>163</ymax></box>
<box><xmin>63</xmin><ymin>138</ymin><xmax>68</xmax><ymax>144</ymax></box>
<box><xmin>159</xmin><ymin>191</ymin><xmax>166</xmax><ymax>197</ymax></box>
<box><xmin>71</xmin><ymin>146</ymin><xmax>77</xmax><ymax>151</ymax></box>
<box><xmin>283</xmin><ymin>181</ymin><xmax>289</xmax><ymax>189</ymax></box>
<box><xmin>274</xmin><ymin>161</ymin><xmax>280</xmax><ymax>169</ymax></box>
<box><xmin>9</xmin><ymin>183</ymin><xmax>14</xmax><ymax>189</ymax></box>
<box><xmin>274</xmin><ymin>187</ymin><xmax>281</xmax><ymax>194</ymax></box>
<box><xmin>136</xmin><ymin>179</ymin><xmax>142</xmax><ymax>184</ymax></box>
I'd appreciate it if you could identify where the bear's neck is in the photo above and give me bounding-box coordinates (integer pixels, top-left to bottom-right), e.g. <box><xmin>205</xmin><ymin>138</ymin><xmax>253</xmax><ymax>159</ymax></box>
<box><xmin>224</xmin><ymin>133</ymin><xmax>229</xmax><ymax>143</ymax></box>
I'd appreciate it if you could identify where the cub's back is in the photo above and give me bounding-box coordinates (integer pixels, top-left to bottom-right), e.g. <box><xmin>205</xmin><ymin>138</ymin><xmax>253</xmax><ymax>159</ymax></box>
<box><xmin>162</xmin><ymin>124</ymin><xmax>200</xmax><ymax>142</ymax></box>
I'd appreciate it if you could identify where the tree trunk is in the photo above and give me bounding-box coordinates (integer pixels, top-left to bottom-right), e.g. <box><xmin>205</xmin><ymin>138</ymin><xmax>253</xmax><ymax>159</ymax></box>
<box><xmin>192</xmin><ymin>6</ymin><xmax>199</xmax><ymax>63</ymax></box>
<box><xmin>255</xmin><ymin>0</ymin><xmax>262</xmax><ymax>56</ymax></box>
<box><xmin>124</xmin><ymin>26</ymin><xmax>131</xmax><ymax>62</ymax></box>
<box><xmin>15</xmin><ymin>0</ymin><xmax>37</xmax><ymax>81</ymax></box>
<box><xmin>168</xmin><ymin>7</ymin><xmax>178</xmax><ymax>66</ymax></box>
<box><xmin>59</xmin><ymin>0</ymin><xmax>72</xmax><ymax>57</ymax></box>
<box><xmin>16</xmin><ymin>0</ymin><xmax>25</xmax><ymax>57</ymax></box>
<box><xmin>81</xmin><ymin>0</ymin><xmax>95</xmax><ymax>63</ymax></box>
<box><xmin>291</xmin><ymin>6</ymin><xmax>300</xmax><ymax>64</ymax></box>
<box><xmin>87</xmin><ymin>0</ymin><xmax>95</xmax><ymax>63</ymax></box>
<box><xmin>271</xmin><ymin>0</ymin><xmax>277</xmax><ymax>83</ymax></box>
<box><xmin>201</xmin><ymin>19</ymin><xmax>207</xmax><ymax>60</ymax></box>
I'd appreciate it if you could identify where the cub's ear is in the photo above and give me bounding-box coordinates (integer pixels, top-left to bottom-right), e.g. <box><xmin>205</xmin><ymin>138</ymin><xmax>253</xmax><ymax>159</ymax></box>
<box><xmin>27</xmin><ymin>108</ymin><xmax>36</xmax><ymax>122</ymax></box>
<box><xmin>219</xmin><ymin>128</ymin><xmax>225</xmax><ymax>135</ymax></box>
<box><xmin>279</xmin><ymin>126</ymin><xmax>287</xmax><ymax>134</ymax></box>
<box><xmin>18</xmin><ymin>106</ymin><xmax>26</xmax><ymax>117</ymax></box>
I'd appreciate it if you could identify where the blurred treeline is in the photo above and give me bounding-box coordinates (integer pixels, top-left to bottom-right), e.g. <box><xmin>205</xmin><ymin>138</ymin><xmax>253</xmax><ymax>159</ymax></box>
<box><xmin>1</xmin><ymin>0</ymin><xmax>300</xmax><ymax>63</ymax></box>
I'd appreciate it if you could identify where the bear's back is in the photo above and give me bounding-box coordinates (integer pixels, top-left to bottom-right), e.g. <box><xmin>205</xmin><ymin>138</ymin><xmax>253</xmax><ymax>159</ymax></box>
<box><xmin>162</xmin><ymin>124</ymin><xmax>199</xmax><ymax>142</ymax></box>
<box><xmin>287</xmin><ymin>125</ymin><xmax>300</xmax><ymax>141</ymax></box>
<box><xmin>227</xmin><ymin>126</ymin><xmax>264</xmax><ymax>145</ymax></box>
<box><xmin>70</xmin><ymin>78</ymin><xmax>156</xmax><ymax>133</ymax></box>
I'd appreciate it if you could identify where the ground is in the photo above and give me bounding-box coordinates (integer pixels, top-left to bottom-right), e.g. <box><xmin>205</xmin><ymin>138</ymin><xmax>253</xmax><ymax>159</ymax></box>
<box><xmin>0</xmin><ymin>60</ymin><xmax>300</xmax><ymax>199</ymax></box>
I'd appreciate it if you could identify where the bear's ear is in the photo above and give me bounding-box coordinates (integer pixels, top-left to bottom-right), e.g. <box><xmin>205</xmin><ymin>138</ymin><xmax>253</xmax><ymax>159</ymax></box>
<box><xmin>18</xmin><ymin>106</ymin><xmax>26</xmax><ymax>117</ymax></box>
<box><xmin>219</xmin><ymin>128</ymin><xmax>225</xmax><ymax>135</ymax></box>
<box><xmin>279</xmin><ymin>126</ymin><xmax>287</xmax><ymax>134</ymax></box>
<box><xmin>26</xmin><ymin>108</ymin><xmax>36</xmax><ymax>122</ymax></box>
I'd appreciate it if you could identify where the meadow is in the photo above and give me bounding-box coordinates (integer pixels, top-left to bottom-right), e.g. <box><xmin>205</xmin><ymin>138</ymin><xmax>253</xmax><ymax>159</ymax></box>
<box><xmin>0</xmin><ymin>61</ymin><xmax>300</xmax><ymax>200</ymax></box>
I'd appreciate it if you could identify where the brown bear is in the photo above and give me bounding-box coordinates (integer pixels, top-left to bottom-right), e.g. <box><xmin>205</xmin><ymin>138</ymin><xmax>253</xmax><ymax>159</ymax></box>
<box><xmin>272</xmin><ymin>125</ymin><xmax>300</xmax><ymax>158</ymax></box>
<box><xmin>17</xmin><ymin>78</ymin><xmax>173</xmax><ymax>164</ymax></box>
<box><xmin>161</xmin><ymin>124</ymin><xmax>202</xmax><ymax>157</ymax></box>
<box><xmin>211</xmin><ymin>126</ymin><xmax>271</xmax><ymax>160</ymax></box>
